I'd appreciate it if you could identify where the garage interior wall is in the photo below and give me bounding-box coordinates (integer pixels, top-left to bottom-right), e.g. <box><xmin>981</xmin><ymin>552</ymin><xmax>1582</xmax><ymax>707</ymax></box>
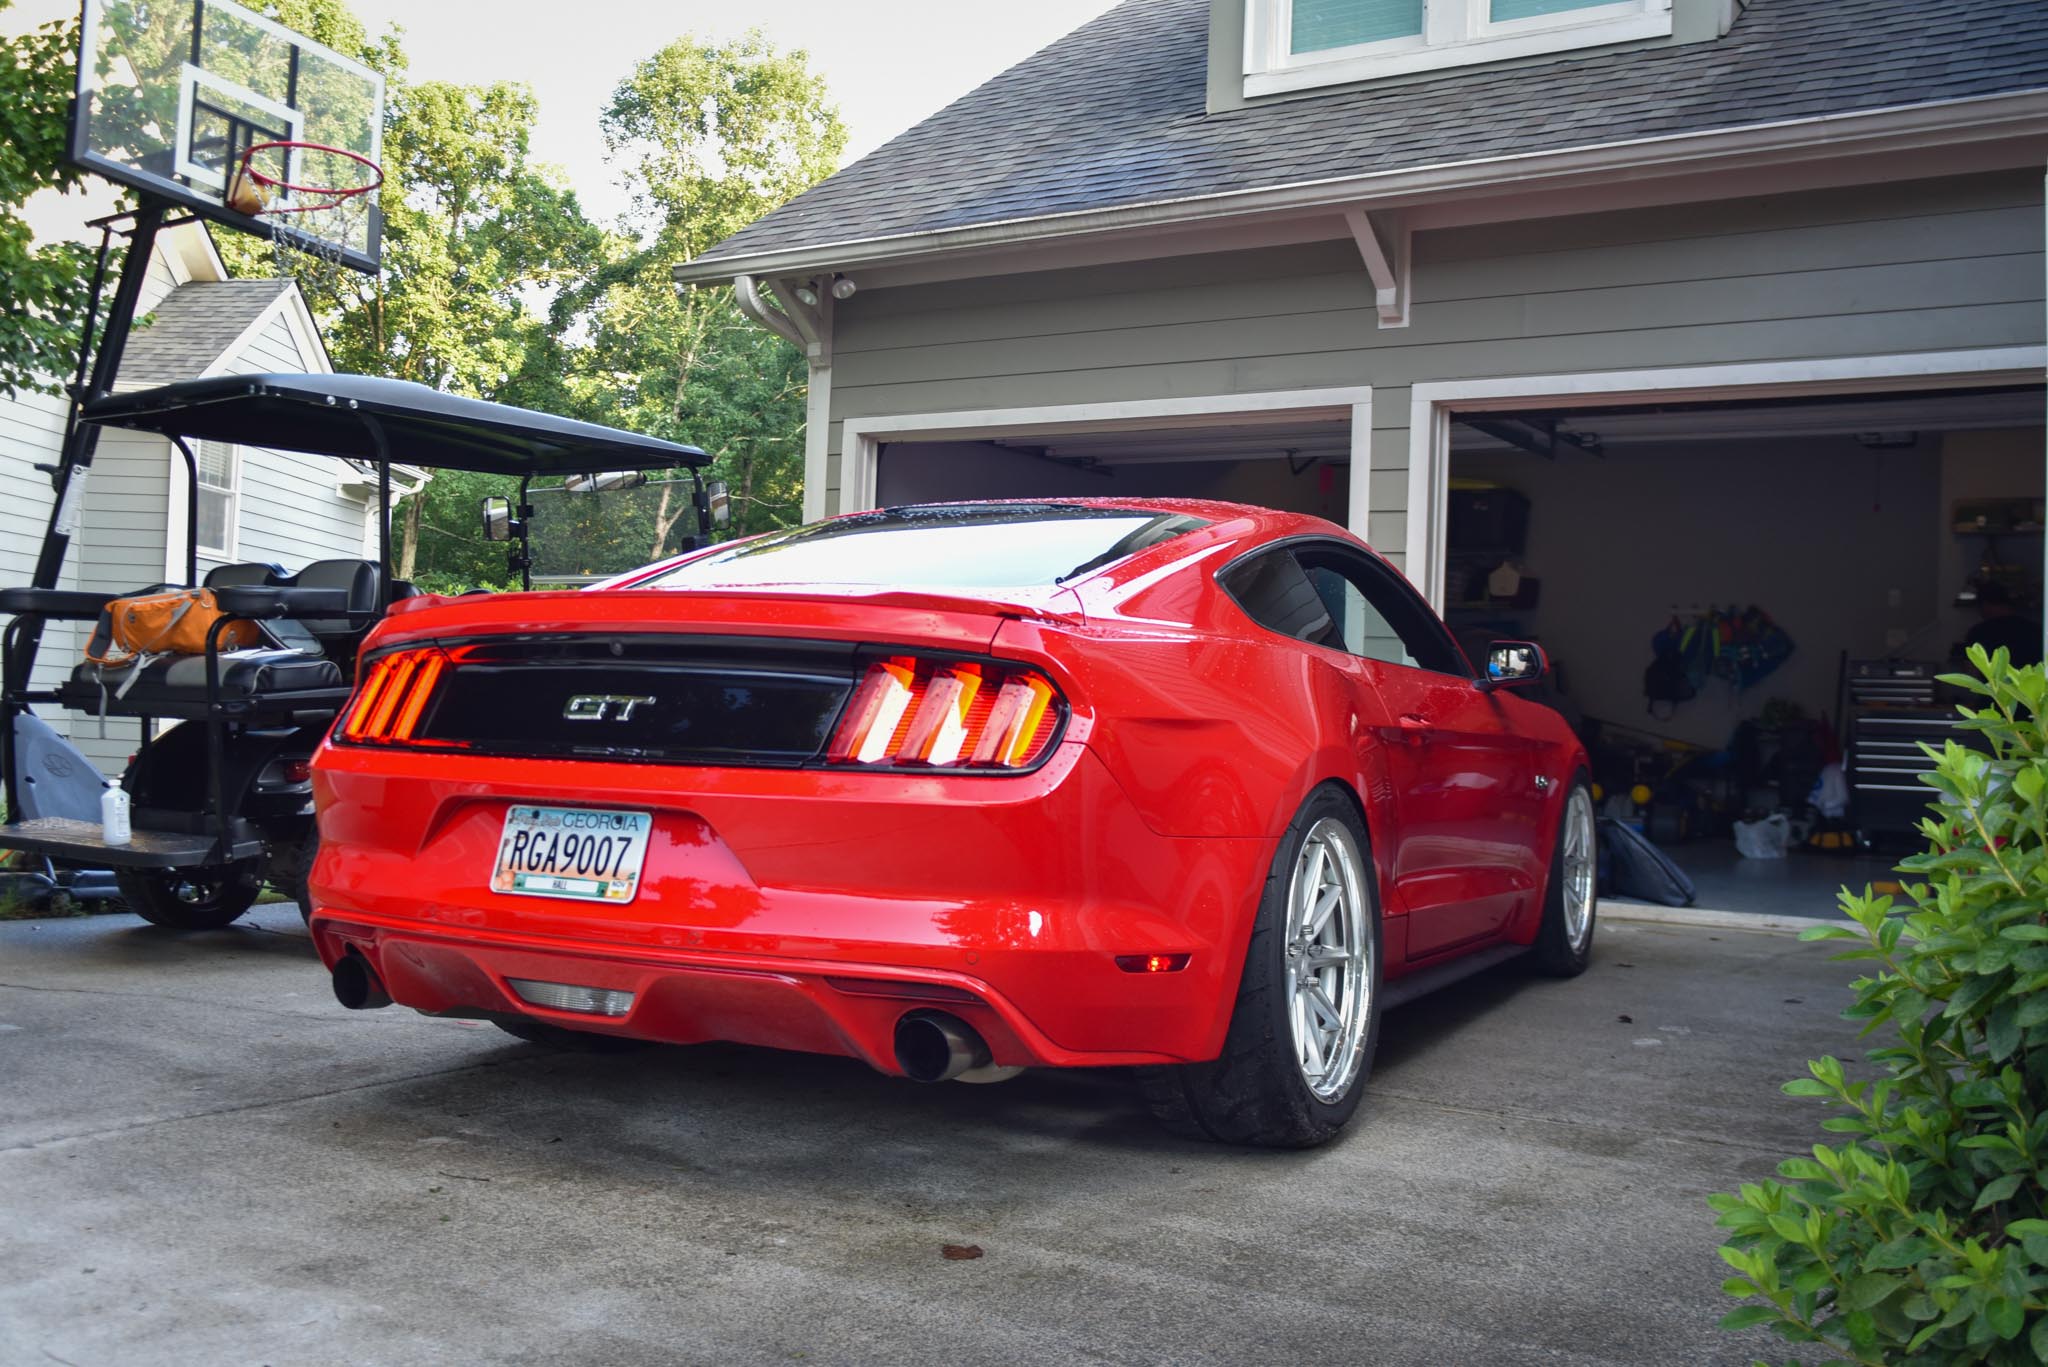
<box><xmin>1455</xmin><ymin>429</ymin><xmax>2040</xmax><ymax>747</ymax></box>
<box><xmin>827</xmin><ymin>169</ymin><xmax>2043</xmax><ymax>576</ymax></box>
<box><xmin>876</xmin><ymin>440</ymin><xmax>1352</xmax><ymax>523</ymax></box>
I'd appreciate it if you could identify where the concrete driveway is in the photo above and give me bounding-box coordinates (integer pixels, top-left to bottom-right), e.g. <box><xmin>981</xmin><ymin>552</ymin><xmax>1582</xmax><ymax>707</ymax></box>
<box><xmin>0</xmin><ymin>906</ymin><xmax>1854</xmax><ymax>1366</ymax></box>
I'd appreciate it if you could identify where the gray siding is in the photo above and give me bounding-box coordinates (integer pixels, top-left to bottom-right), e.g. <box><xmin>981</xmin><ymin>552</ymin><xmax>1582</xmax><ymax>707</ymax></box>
<box><xmin>827</xmin><ymin>169</ymin><xmax>2046</xmax><ymax>569</ymax></box>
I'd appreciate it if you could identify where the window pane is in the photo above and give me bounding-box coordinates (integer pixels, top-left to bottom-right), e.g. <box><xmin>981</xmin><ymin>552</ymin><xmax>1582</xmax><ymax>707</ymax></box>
<box><xmin>1292</xmin><ymin>0</ymin><xmax>1425</xmax><ymax>53</ymax></box>
<box><xmin>196</xmin><ymin>488</ymin><xmax>230</xmax><ymax>552</ymax></box>
<box><xmin>1301</xmin><ymin>565</ymin><xmax>1418</xmax><ymax>667</ymax></box>
<box><xmin>637</xmin><ymin>504</ymin><xmax>1210</xmax><ymax>593</ymax></box>
<box><xmin>1491</xmin><ymin>0</ymin><xmax>1611</xmax><ymax>22</ymax></box>
<box><xmin>197</xmin><ymin>440</ymin><xmax>235</xmax><ymax>489</ymax></box>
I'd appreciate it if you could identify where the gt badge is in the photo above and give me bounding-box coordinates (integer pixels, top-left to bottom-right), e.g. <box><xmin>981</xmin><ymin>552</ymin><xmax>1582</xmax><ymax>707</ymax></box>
<box><xmin>563</xmin><ymin>694</ymin><xmax>656</xmax><ymax>722</ymax></box>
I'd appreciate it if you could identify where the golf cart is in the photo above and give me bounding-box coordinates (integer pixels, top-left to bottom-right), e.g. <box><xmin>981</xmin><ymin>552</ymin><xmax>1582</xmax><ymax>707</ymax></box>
<box><xmin>0</xmin><ymin>372</ymin><xmax>720</xmax><ymax>928</ymax></box>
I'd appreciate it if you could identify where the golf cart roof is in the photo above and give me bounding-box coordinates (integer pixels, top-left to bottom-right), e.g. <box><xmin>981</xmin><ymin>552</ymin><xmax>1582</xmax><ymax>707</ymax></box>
<box><xmin>81</xmin><ymin>373</ymin><xmax>710</xmax><ymax>476</ymax></box>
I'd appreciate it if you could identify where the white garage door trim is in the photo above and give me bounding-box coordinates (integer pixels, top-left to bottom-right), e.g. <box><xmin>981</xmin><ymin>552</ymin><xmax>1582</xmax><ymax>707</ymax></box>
<box><xmin>839</xmin><ymin>386</ymin><xmax>1376</xmax><ymax>537</ymax></box>
<box><xmin>1407</xmin><ymin>347</ymin><xmax>2048</xmax><ymax>611</ymax></box>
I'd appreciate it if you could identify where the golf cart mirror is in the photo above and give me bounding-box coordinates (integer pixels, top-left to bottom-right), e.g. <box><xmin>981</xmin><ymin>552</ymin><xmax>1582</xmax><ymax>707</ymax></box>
<box><xmin>563</xmin><ymin>470</ymin><xmax>650</xmax><ymax>495</ymax></box>
<box><xmin>1482</xmin><ymin>640</ymin><xmax>1547</xmax><ymax>689</ymax></box>
<box><xmin>480</xmin><ymin>495</ymin><xmax>515</xmax><ymax>542</ymax></box>
<box><xmin>707</xmin><ymin>480</ymin><xmax>731</xmax><ymax>528</ymax></box>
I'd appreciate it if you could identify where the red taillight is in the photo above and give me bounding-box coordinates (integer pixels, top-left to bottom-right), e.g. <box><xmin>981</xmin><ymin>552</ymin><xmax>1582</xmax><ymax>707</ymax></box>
<box><xmin>1115</xmin><ymin>954</ymin><xmax>1192</xmax><ymax>974</ymax></box>
<box><xmin>337</xmin><ymin>647</ymin><xmax>450</xmax><ymax>745</ymax></box>
<box><xmin>826</xmin><ymin>656</ymin><xmax>1063</xmax><ymax>771</ymax></box>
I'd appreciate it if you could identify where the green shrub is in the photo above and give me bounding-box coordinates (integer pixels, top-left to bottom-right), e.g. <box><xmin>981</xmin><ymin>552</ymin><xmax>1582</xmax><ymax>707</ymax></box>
<box><xmin>1711</xmin><ymin>646</ymin><xmax>2048</xmax><ymax>1365</ymax></box>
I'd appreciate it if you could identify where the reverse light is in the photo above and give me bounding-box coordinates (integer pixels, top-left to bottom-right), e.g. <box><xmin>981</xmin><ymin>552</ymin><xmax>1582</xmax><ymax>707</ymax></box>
<box><xmin>826</xmin><ymin>656</ymin><xmax>1063</xmax><ymax>771</ymax></box>
<box><xmin>336</xmin><ymin>647</ymin><xmax>451</xmax><ymax>745</ymax></box>
<box><xmin>508</xmin><ymin>978</ymin><xmax>635</xmax><ymax>1017</ymax></box>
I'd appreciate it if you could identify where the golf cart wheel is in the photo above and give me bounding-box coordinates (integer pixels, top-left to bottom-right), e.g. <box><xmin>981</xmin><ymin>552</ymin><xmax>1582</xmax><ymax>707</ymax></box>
<box><xmin>115</xmin><ymin>861</ymin><xmax>263</xmax><ymax>930</ymax></box>
<box><xmin>272</xmin><ymin>831</ymin><xmax>318</xmax><ymax>923</ymax></box>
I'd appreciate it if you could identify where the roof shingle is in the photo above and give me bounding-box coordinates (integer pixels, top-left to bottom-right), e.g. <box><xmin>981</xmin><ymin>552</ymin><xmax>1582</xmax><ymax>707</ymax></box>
<box><xmin>696</xmin><ymin>0</ymin><xmax>2048</xmax><ymax>266</ymax></box>
<box><xmin>117</xmin><ymin>279</ymin><xmax>295</xmax><ymax>388</ymax></box>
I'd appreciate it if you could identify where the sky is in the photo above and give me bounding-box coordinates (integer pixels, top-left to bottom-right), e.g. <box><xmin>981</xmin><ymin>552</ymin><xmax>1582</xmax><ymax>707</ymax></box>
<box><xmin>11</xmin><ymin>0</ymin><xmax>1122</xmax><ymax>239</ymax></box>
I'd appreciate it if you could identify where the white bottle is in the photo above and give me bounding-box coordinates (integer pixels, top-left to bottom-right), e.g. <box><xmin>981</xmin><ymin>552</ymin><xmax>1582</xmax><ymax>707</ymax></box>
<box><xmin>101</xmin><ymin>786</ymin><xmax>131</xmax><ymax>846</ymax></box>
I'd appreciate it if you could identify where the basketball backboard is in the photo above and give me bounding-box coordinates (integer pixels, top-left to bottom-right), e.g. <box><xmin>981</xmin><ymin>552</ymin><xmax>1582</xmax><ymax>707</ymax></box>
<box><xmin>70</xmin><ymin>0</ymin><xmax>385</xmax><ymax>272</ymax></box>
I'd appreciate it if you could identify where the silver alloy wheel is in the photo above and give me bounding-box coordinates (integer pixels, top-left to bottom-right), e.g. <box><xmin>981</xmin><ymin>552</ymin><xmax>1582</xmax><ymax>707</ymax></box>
<box><xmin>1561</xmin><ymin>785</ymin><xmax>1596</xmax><ymax>952</ymax></box>
<box><xmin>1284</xmin><ymin>817</ymin><xmax>1372</xmax><ymax>1102</ymax></box>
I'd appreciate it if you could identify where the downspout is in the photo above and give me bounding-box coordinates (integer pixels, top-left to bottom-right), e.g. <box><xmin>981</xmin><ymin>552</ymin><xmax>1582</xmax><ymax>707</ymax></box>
<box><xmin>733</xmin><ymin>275</ymin><xmax>832</xmax><ymax>522</ymax></box>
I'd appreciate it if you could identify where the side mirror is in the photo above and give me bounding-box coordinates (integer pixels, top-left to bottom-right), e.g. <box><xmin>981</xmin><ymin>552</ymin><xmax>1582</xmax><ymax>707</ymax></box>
<box><xmin>563</xmin><ymin>470</ymin><xmax>649</xmax><ymax>494</ymax></box>
<box><xmin>706</xmin><ymin>480</ymin><xmax>731</xmax><ymax>528</ymax></box>
<box><xmin>1480</xmin><ymin>640</ymin><xmax>1547</xmax><ymax>690</ymax></box>
<box><xmin>480</xmin><ymin>495</ymin><xmax>517</xmax><ymax>542</ymax></box>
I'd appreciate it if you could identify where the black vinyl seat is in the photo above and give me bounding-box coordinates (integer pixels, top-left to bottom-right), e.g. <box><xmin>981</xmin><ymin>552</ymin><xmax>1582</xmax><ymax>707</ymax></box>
<box><xmin>58</xmin><ymin>558</ymin><xmax>388</xmax><ymax>720</ymax></box>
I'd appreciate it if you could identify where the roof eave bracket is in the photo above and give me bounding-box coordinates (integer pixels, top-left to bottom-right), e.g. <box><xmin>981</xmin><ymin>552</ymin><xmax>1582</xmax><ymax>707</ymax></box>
<box><xmin>1342</xmin><ymin>207</ymin><xmax>1410</xmax><ymax>329</ymax></box>
<box><xmin>734</xmin><ymin>274</ymin><xmax>829</xmax><ymax>362</ymax></box>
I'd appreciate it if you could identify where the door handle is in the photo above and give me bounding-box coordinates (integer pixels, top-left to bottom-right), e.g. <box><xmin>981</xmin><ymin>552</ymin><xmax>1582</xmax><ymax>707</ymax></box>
<box><xmin>1396</xmin><ymin>713</ymin><xmax>1431</xmax><ymax>744</ymax></box>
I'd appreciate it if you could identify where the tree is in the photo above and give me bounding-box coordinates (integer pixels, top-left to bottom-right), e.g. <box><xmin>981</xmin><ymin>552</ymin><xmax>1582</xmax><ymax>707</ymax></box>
<box><xmin>544</xmin><ymin>32</ymin><xmax>848</xmax><ymax>542</ymax></box>
<box><xmin>0</xmin><ymin>2</ymin><xmax>93</xmax><ymax>398</ymax></box>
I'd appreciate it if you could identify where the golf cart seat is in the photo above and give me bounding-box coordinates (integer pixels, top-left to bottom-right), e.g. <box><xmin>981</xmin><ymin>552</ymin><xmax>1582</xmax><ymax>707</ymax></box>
<box><xmin>52</xmin><ymin>559</ymin><xmax>395</xmax><ymax>721</ymax></box>
<box><xmin>204</xmin><ymin>558</ymin><xmax>417</xmax><ymax>669</ymax></box>
<box><xmin>62</xmin><ymin>647</ymin><xmax>345</xmax><ymax>721</ymax></box>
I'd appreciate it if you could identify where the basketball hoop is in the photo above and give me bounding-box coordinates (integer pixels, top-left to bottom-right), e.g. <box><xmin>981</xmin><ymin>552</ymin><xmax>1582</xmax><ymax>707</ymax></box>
<box><xmin>233</xmin><ymin>140</ymin><xmax>384</xmax><ymax>295</ymax></box>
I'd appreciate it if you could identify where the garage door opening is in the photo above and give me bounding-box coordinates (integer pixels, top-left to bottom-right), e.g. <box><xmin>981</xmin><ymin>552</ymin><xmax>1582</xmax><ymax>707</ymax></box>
<box><xmin>878</xmin><ymin>416</ymin><xmax>1353</xmax><ymax>525</ymax></box>
<box><xmin>842</xmin><ymin>388</ymin><xmax>1374</xmax><ymax>537</ymax></box>
<box><xmin>1443</xmin><ymin>382</ymin><xmax>2045</xmax><ymax>916</ymax></box>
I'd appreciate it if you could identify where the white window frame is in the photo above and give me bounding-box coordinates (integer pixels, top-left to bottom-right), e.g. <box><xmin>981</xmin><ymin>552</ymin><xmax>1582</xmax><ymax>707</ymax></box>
<box><xmin>1245</xmin><ymin>0</ymin><xmax>1674</xmax><ymax>97</ymax></box>
<box><xmin>194</xmin><ymin>439</ymin><xmax>241</xmax><ymax>560</ymax></box>
<box><xmin>837</xmin><ymin>387</ymin><xmax>1376</xmax><ymax>539</ymax></box>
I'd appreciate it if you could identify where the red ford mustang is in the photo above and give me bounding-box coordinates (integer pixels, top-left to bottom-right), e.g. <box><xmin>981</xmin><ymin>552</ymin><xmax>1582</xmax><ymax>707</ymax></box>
<box><xmin>308</xmin><ymin>499</ymin><xmax>1595</xmax><ymax>1147</ymax></box>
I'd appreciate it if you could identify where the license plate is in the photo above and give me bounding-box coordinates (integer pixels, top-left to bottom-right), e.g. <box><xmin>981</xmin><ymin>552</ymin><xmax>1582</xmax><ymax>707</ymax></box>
<box><xmin>491</xmin><ymin>806</ymin><xmax>652</xmax><ymax>903</ymax></box>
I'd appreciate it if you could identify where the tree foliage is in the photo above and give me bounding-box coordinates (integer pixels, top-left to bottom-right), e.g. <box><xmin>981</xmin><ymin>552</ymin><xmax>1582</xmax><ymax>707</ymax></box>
<box><xmin>0</xmin><ymin>2</ymin><xmax>93</xmax><ymax>398</ymax></box>
<box><xmin>1713</xmin><ymin>645</ymin><xmax>2048</xmax><ymax>1365</ymax></box>
<box><xmin>552</xmin><ymin>32</ymin><xmax>847</xmax><ymax>539</ymax></box>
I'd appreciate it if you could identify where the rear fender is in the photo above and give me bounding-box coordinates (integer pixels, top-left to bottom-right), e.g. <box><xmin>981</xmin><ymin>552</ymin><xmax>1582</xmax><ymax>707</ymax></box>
<box><xmin>994</xmin><ymin>619</ymin><xmax>1386</xmax><ymax>842</ymax></box>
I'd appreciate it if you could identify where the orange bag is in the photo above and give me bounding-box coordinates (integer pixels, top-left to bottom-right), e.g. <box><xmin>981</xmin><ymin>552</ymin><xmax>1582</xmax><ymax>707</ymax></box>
<box><xmin>84</xmin><ymin>588</ymin><xmax>261</xmax><ymax>671</ymax></box>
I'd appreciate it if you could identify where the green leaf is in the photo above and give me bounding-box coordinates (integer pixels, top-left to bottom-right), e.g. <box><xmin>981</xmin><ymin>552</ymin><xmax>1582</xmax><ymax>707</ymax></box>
<box><xmin>1985</xmin><ymin>1296</ymin><xmax>2024</xmax><ymax>1340</ymax></box>
<box><xmin>1866</xmin><ymin>1235</ymin><xmax>1936</xmax><ymax>1269</ymax></box>
<box><xmin>1998</xmin><ymin>923</ymin><xmax>2048</xmax><ymax>941</ymax></box>
<box><xmin>1986</xmin><ymin>1001</ymin><xmax>2022</xmax><ymax>1060</ymax></box>
<box><xmin>1844</xmin><ymin>1272</ymin><xmax>1904</xmax><ymax>1309</ymax></box>
<box><xmin>1975</xmin><ymin>1173</ymin><xmax>2025</xmax><ymax>1210</ymax></box>
<box><xmin>1718</xmin><ymin>1306</ymin><xmax>1781</xmax><ymax>1331</ymax></box>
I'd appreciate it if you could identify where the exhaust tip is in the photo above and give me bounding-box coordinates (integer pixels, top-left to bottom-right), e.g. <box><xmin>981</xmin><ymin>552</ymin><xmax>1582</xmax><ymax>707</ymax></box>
<box><xmin>893</xmin><ymin>1010</ymin><xmax>990</xmax><ymax>1083</ymax></box>
<box><xmin>332</xmin><ymin>951</ymin><xmax>392</xmax><ymax>1011</ymax></box>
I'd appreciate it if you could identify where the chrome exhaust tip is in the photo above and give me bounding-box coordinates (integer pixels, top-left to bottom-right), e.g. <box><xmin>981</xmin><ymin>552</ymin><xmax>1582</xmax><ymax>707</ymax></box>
<box><xmin>893</xmin><ymin>1010</ymin><xmax>990</xmax><ymax>1083</ymax></box>
<box><xmin>331</xmin><ymin>951</ymin><xmax>392</xmax><ymax>1010</ymax></box>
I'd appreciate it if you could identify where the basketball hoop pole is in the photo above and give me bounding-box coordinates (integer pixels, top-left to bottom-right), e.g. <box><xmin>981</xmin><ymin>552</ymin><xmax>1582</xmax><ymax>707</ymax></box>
<box><xmin>4</xmin><ymin>198</ymin><xmax>168</xmax><ymax>692</ymax></box>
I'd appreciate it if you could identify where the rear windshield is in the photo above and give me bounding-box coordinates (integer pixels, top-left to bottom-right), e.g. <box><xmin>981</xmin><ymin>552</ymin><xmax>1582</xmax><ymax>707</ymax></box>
<box><xmin>633</xmin><ymin>504</ymin><xmax>1210</xmax><ymax>592</ymax></box>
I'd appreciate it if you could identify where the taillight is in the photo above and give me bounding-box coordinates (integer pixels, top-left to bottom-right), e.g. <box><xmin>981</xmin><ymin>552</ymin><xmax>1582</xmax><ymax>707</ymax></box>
<box><xmin>826</xmin><ymin>656</ymin><xmax>1063</xmax><ymax>770</ymax></box>
<box><xmin>336</xmin><ymin>647</ymin><xmax>450</xmax><ymax>745</ymax></box>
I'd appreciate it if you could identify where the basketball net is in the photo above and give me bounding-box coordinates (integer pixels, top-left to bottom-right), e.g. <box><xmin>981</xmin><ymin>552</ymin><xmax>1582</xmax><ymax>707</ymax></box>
<box><xmin>230</xmin><ymin>141</ymin><xmax>381</xmax><ymax>299</ymax></box>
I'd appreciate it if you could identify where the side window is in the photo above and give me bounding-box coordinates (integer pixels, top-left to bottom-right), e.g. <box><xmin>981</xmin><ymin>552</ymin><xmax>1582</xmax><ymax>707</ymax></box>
<box><xmin>1298</xmin><ymin>561</ymin><xmax>1418</xmax><ymax>668</ymax></box>
<box><xmin>1294</xmin><ymin>543</ymin><xmax>1467</xmax><ymax>676</ymax></box>
<box><xmin>1217</xmin><ymin>549</ymin><xmax>1343</xmax><ymax>650</ymax></box>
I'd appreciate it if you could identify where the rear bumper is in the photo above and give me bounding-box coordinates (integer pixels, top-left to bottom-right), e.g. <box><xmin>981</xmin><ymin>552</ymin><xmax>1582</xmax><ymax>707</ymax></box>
<box><xmin>308</xmin><ymin>740</ymin><xmax>1274</xmax><ymax>1069</ymax></box>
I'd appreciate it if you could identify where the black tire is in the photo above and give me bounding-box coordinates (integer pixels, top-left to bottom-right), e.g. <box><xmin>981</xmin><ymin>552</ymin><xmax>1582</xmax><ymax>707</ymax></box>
<box><xmin>115</xmin><ymin>861</ymin><xmax>263</xmax><ymax>930</ymax></box>
<box><xmin>1531</xmin><ymin>772</ymin><xmax>1597</xmax><ymax>978</ymax></box>
<box><xmin>491</xmin><ymin>1018</ymin><xmax>653</xmax><ymax>1053</ymax></box>
<box><xmin>272</xmin><ymin>831</ymin><xmax>318</xmax><ymax>924</ymax></box>
<box><xmin>1137</xmin><ymin>785</ymin><xmax>1382</xmax><ymax>1148</ymax></box>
